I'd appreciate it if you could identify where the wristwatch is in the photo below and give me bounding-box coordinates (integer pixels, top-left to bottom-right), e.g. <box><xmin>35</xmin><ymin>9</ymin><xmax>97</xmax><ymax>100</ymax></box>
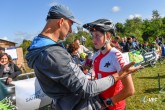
<box><xmin>106</xmin><ymin>98</ymin><xmax>114</xmax><ymax>106</ymax></box>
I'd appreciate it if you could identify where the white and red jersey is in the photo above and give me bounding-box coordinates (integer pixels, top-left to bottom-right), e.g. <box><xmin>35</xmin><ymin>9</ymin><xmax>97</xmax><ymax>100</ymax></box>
<box><xmin>93</xmin><ymin>47</ymin><xmax>126</xmax><ymax>110</ymax></box>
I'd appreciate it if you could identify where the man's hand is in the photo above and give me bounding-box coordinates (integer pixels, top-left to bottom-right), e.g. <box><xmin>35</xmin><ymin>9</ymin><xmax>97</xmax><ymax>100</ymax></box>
<box><xmin>112</xmin><ymin>62</ymin><xmax>142</xmax><ymax>81</ymax></box>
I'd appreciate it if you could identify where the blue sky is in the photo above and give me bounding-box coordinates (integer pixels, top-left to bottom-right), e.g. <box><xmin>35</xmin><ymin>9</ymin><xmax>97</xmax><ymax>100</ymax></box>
<box><xmin>0</xmin><ymin>0</ymin><xmax>165</xmax><ymax>46</ymax></box>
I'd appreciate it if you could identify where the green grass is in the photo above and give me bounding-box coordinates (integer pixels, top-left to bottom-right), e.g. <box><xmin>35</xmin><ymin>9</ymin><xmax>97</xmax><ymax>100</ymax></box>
<box><xmin>126</xmin><ymin>61</ymin><xmax>165</xmax><ymax>110</ymax></box>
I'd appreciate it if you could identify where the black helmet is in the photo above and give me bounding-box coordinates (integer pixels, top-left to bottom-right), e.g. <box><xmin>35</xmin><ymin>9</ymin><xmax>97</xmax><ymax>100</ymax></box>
<box><xmin>83</xmin><ymin>19</ymin><xmax>116</xmax><ymax>36</ymax></box>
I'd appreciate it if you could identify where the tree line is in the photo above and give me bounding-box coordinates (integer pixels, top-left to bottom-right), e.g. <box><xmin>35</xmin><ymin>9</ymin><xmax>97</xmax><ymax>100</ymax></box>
<box><xmin>116</xmin><ymin>10</ymin><xmax>165</xmax><ymax>43</ymax></box>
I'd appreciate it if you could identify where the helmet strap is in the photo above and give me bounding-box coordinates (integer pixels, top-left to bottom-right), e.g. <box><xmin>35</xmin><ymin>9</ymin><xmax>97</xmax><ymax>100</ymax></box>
<box><xmin>101</xmin><ymin>32</ymin><xmax>111</xmax><ymax>50</ymax></box>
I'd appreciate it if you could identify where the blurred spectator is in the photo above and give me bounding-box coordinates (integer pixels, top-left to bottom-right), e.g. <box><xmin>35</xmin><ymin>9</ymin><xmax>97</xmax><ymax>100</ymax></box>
<box><xmin>162</xmin><ymin>43</ymin><xmax>165</xmax><ymax>56</ymax></box>
<box><xmin>156</xmin><ymin>36</ymin><xmax>162</xmax><ymax>46</ymax></box>
<box><xmin>119</xmin><ymin>38</ymin><xmax>126</xmax><ymax>52</ymax></box>
<box><xmin>112</xmin><ymin>36</ymin><xmax>122</xmax><ymax>51</ymax></box>
<box><xmin>80</xmin><ymin>36</ymin><xmax>87</xmax><ymax>45</ymax></box>
<box><xmin>124</xmin><ymin>36</ymin><xmax>127</xmax><ymax>42</ymax></box>
<box><xmin>67</xmin><ymin>43</ymin><xmax>81</xmax><ymax>66</ymax></box>
<box><xmin>74</xmin><ymin>39</ymin><xmax>89</xmax><ymax>56</ymax></box>
<box><xmin>159</xmin><ymin>37</ymin><xmax>164</xmax><ymax>44</ymax></box>
<box><xmin>142</xmin><ymin>41</ymin><xmax>149</xmax><ymax>51</ymax></box>
<box><xmin>131</xmin><ymin>36</ymin><xmax>139</xmax><ymax>50</ymax></box>
<box><xmin>0</xmin><ymin>53</ymin><xmax>22</xmax><ymax>84</ymax></box>
<box><xmin>149</xmin><ymin>42</ymin><xmax>162</xmax><ymax>61</ymax></box>
<box><xmin>123</xmin><ymin>37</ymin><xmax>134</xmax><ymax>52</ymax></box>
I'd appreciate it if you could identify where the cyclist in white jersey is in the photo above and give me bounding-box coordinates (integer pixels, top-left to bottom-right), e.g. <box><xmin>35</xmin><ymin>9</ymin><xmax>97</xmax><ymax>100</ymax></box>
<box><xmin>83</xmin><ymin>19</ymin><xmax>136</xmax><ymax>110</ymax></box>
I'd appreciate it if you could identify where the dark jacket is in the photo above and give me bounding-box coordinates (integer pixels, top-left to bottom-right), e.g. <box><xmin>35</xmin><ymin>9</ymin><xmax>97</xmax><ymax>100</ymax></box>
<box><xmin>123</xmin><ymin>42</ymin><xmax>134</xmax><ymax>52</ymax></box>
<box><xmin>26</xmin><ymin>35</ymin><xmax>115</xmax><ymax>110</ymax></box>
<box><xmin>0</xmin><ymin>63</ymin><xmax>22</xmax><ymax>78</ymax></box>
<box><xmin>71</xmin><ymin>54</ymin><xmax>81</xmax><ymax>65</ymax></box>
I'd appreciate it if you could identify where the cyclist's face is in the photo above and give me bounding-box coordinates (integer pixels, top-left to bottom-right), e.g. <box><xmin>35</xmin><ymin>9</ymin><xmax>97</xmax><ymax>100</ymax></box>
<box><xmin>91</xmin><ymin>31</ymin><xmax>105</xmax><ymax>49</ymax></box>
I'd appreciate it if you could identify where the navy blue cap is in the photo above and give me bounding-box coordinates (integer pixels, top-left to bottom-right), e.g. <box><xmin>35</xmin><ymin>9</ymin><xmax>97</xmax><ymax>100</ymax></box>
<box><xmin>47</xmin><ymin>4</ymin><xmax>80</xmax><ymax>24</ymax></box>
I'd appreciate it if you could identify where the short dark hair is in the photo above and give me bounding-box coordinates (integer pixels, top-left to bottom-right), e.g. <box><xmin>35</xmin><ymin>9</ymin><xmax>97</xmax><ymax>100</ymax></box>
<box><xmin>127</xmin><ymin>37</ymin><xmax>132</xmax><ymax>41</ymax></box>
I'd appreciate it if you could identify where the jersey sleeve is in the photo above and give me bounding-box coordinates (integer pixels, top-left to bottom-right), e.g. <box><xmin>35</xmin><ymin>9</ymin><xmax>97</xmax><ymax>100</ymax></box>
<box><xmin>113</xmin><ymin>51</ymin><xmax>126</xmax><ymax>73</ymax></box>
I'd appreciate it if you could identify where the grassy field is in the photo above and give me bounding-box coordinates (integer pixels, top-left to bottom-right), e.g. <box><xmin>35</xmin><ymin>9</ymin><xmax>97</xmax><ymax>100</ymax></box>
<box><xmin>126</xmin><ymin>60</ymin><xmax>165</xmax><ymax>110</ymax></box>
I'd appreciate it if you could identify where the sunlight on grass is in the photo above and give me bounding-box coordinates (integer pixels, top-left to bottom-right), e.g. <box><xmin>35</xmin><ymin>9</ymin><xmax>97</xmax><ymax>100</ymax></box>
<box><xmin>126</xmin><ymin>61</ymin><xmax>165</xmax><ymax>110</ymax></box>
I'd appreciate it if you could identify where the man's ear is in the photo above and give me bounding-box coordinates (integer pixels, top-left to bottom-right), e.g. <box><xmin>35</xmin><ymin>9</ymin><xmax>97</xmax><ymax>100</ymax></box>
<box><xmin>58</xmin><ymin>18</ymin><xmax>64</xmax><ymax>27</ymax></box>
